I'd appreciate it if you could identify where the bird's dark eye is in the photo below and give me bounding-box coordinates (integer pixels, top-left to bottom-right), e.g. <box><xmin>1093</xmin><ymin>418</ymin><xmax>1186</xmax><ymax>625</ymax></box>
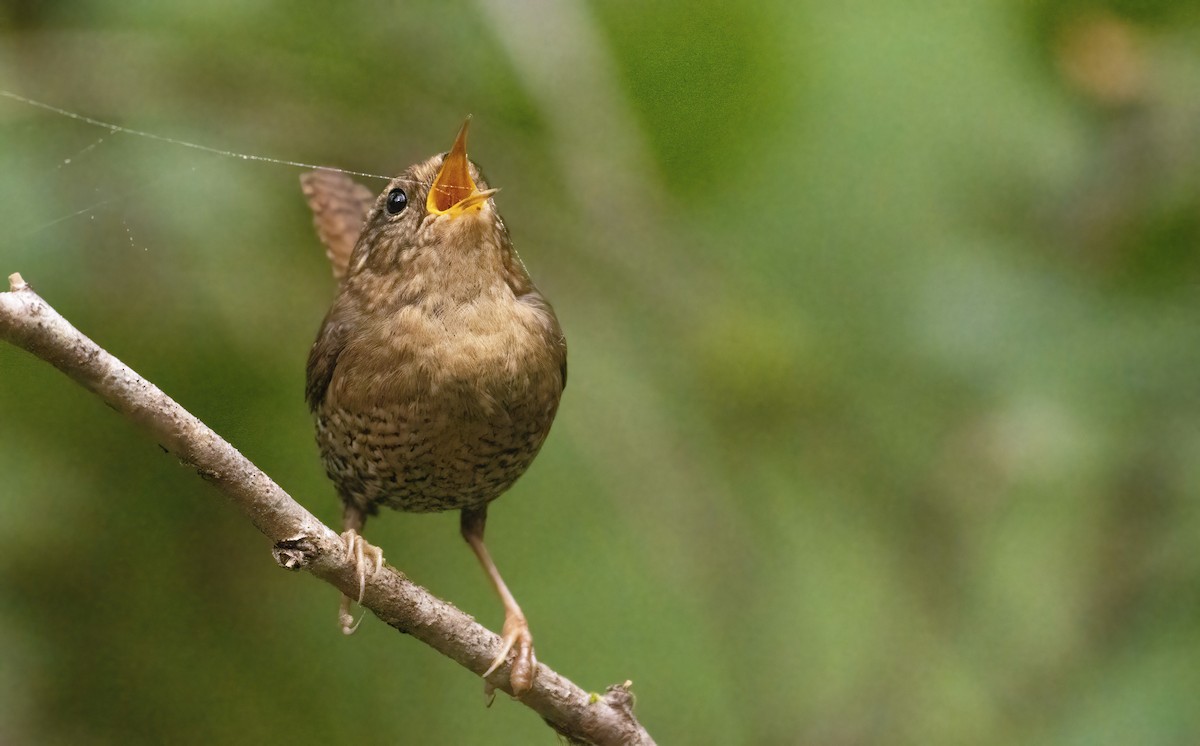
<box><xmin>386</xmin><ymin>188</ymin><xmax>408</xmax><ymax>215</ymax></box>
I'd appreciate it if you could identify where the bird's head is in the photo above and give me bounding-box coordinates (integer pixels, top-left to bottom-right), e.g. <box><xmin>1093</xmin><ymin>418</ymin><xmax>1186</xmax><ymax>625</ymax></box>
<box><xmin>336</xmin><ymin>116</ymin><xmax>528</xmax><ymax>304</ymax></box>
<box><xmin>346</xmin><ymin>118</ymin><xmax>508</xmax><ymax>282</ymax></box>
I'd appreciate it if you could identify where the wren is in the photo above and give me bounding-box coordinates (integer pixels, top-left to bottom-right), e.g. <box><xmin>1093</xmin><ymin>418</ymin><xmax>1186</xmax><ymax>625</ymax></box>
<box><xmin>300</xmin><ymin>120</ymin><xmax>566</xmax><ymax>695</ymax></box>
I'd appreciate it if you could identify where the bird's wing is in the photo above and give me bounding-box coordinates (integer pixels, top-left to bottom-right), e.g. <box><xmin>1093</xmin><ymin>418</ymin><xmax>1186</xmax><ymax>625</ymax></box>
<box><xmin>518</xmin><ymin>289</ymin><xmax>567</xmax><ymax>392</ymax></box>
<box><xmin>300</xmin><ymin>170</ymin><xmax>376</xmax><ymax>281</ymax></box>
<box><xmin>305</xmin><ymin>302</ymin><xmax>351</xmax><ymax>411</ymax></box>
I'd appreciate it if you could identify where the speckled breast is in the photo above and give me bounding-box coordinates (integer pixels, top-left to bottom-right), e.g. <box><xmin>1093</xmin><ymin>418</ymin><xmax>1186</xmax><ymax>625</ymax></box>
<box><xmin>314</xmin><ymin>376</ymin><xmax>560</xmax><ymax>514</ymax></box>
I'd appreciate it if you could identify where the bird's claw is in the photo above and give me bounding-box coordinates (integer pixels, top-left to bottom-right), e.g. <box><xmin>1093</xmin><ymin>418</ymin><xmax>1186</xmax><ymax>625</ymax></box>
<box><xmin>483</xmin><ymin>613</ymin><xmax>536</xmax><ymax>696</ymax></box>
<box><xmin>339</xmin><ymin>529</ymin><xmax>383</xmax><ymax>635</ymax></box>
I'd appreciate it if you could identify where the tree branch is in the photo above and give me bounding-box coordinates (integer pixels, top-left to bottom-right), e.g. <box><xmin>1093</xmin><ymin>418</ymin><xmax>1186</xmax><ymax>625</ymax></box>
<box><xmin>0</xmin><ymin>272</ymin><xmax>654</xmax><ymax>746</ymax></box>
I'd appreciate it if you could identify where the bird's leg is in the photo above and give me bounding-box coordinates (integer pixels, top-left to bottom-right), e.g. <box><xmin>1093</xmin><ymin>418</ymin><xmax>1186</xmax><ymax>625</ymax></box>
<box><xmin>339</xmin><ymin>504</ymin><xmax>383</xmax><ymax>635</ymax></box>
<box><xmin>460</xmin><ymin>506</ymin><xmax>536</xmax><ymax>695</ymax></box>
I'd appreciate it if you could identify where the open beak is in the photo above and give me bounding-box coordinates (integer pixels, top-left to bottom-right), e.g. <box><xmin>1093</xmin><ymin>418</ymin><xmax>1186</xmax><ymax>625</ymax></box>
<box><xmin>426</xmin><ymin>118</ymin><xmax>498</xmax><ymax>217</ymax></box>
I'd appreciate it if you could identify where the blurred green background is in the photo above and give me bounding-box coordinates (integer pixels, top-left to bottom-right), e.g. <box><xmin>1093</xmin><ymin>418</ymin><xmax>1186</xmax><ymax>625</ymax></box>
<box><xmin>3</xmin><ymin>1</ymin><xmax>1200</xmax><ymax>744</ymax></box>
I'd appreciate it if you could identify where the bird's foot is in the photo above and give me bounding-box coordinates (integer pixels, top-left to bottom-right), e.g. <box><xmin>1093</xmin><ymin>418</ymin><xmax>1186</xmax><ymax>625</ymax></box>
<box><xmin>483</xmin><ymin>612</ymin><xmax>536</xmax><ymax>696</ymax></box>
<box><xmin>338</xmin><ymin>529</ymin><xmax>383</xmax><ymax>635</ymax></box>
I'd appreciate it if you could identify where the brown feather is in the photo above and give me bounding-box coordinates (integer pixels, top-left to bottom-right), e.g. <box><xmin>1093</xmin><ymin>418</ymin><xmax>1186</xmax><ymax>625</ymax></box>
<box><xmin>299</xmin><ymin>170</ymin><xmax>375</xmax><ymax>280</ymax></box>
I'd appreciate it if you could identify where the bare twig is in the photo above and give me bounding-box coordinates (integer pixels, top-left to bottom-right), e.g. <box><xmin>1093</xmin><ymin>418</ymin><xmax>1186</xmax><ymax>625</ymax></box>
<box><xmin>0</xmin><ymin>272</ymin><xmax>654</xmax><ymax>746</ymax></box>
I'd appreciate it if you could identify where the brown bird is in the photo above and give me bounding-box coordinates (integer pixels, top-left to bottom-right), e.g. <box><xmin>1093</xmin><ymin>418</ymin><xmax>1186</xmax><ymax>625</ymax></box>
<box><xmin>300</xmin><ymin>120</ymin><xmax>566</xmax><ymax>695</ymax></box>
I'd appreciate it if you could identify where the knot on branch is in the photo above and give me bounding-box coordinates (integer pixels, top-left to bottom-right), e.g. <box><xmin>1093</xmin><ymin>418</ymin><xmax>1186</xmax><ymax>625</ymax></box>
<box><xmin>272</xmin><ymin>535</ymin><xmax>320</xmax><ymax>570</ymax></box>
<box><xmin>602</xmin><ymin>680</ymin><xmax>637</xmax><ymax>716</ymax></box>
